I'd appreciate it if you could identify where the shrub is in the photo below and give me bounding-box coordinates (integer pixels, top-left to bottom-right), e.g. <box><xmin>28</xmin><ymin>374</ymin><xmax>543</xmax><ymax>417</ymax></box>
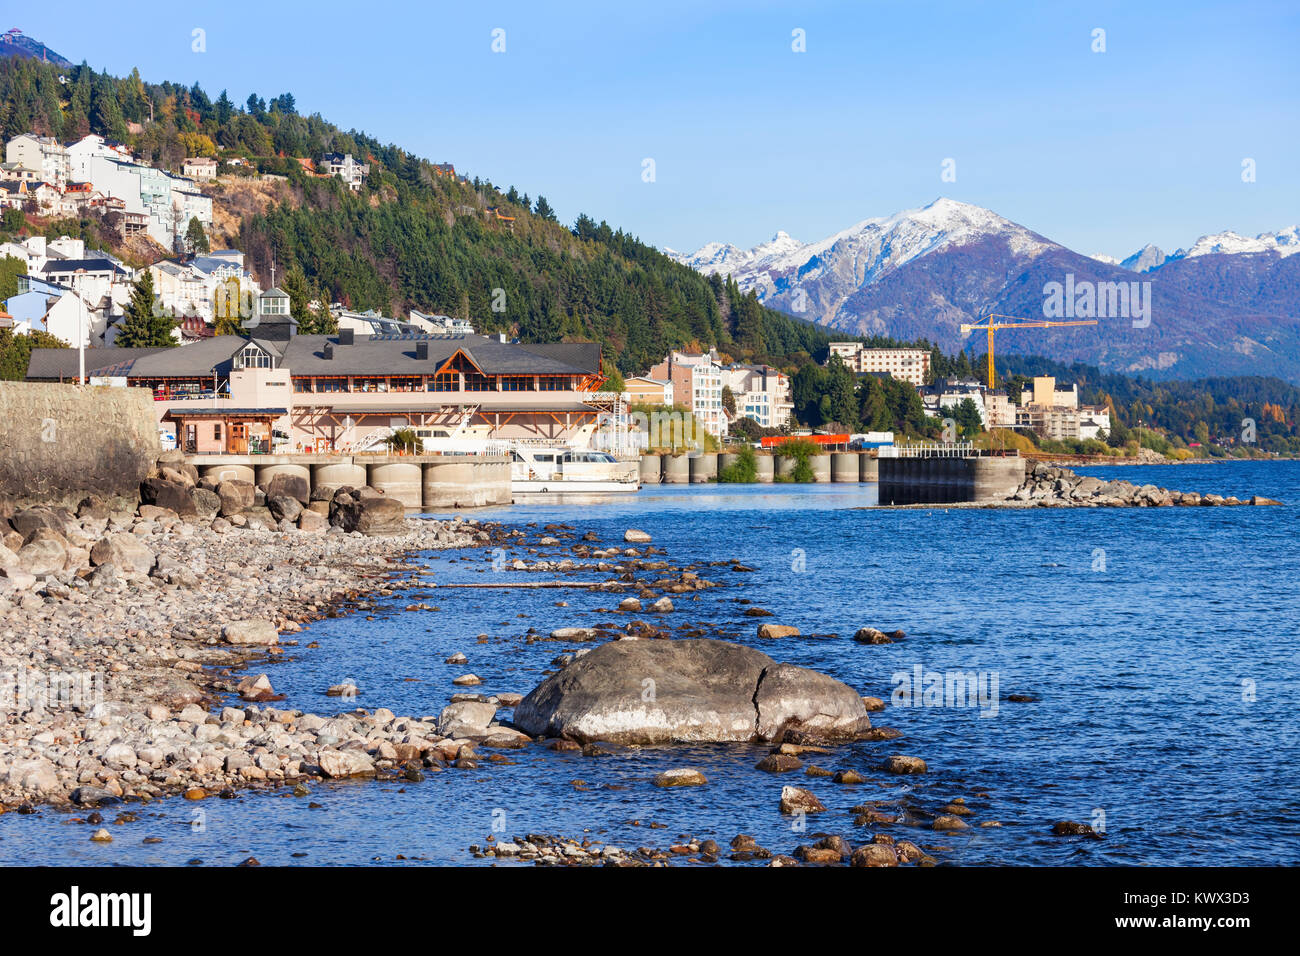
<box><xmin>385</xmin><ymin>427</ymin><xmax>423</xmax><ymax>454</ymax></box>
<box><xmin>775</xmin><ymin>438</ymin><xmax>819</xmax><ymax>483</ymax></box>
<box><xmin>718</xmin><ymin>445</ymin><xmax>758</xmax><ymax>483</ymax></box>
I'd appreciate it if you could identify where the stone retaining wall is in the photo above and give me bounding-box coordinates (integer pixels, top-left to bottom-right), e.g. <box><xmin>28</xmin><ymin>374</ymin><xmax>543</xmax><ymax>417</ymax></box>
<box><xmin>0</xmin><ymin>382</ymin><xmax>159</xmax><ymax>505</ymax></box>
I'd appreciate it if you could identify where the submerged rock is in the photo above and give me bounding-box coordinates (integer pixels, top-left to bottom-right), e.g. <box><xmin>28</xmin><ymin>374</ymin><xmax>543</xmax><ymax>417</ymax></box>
<box><xmin>513</xmin><ymin>639</ymin><xmax>871</xmax><ymax>745</ymax></box>
<box><xmin>653</xmin><ymin>768</ymin><xmax>707</xmax><ymax>788</ymax></box>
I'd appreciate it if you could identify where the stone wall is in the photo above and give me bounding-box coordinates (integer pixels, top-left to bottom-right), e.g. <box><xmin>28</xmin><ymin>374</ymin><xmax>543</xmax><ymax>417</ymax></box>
<box><xmin>0</xmin><ymin>382</ymin><xmax>159</xmax><ymax>505</ymax></box>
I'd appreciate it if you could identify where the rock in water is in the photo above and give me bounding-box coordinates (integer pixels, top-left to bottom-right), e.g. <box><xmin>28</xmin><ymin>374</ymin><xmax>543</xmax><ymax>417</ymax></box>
<box><xmin>623</xmin><ymin>529</ymin><xmax>652</xmax><ymax>543</ymax></box>
<box><xmin>779</xmin><ymin>786</ymin><xmax>826</xmax><ymax>814</ymax></box>
<box><xmin>653</xmin><ymin>768</ymin><xmax>707</xmax><ymax>787</ymax></box>
<box><xmin>436</xmin><ymin>700</ymin><xmax>498</xmax><ymax>737</ymax></box>
<box><xmin>885</xmin><ymin>755</ymin><xmax>928</xmax><ymax>775</ymax></box>
<box><xmin>318</xmin><ymin>749</ymin><xmax>376</xmax><ymax>778</ymax></box>
<box><xmin>512</xmin><ymin>638</ymin><xmax>871</xmax><ymax>745</ymax></box>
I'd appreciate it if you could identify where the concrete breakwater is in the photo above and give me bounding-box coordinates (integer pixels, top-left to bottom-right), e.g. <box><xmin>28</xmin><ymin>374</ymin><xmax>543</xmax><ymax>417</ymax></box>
<box><xmin>878</xmin><ymin>455</ymin><xmax>1025</xmax><ymax>505</ymax></box>
<box><xmin>642</xmin><ymin>452</ymin><xmax>878</xmax><ymax>484</ymax></box>
<box><xmin>186</xmin><ymin>453</ymin><xmax>511</xmax><ymax>511</ymax></box>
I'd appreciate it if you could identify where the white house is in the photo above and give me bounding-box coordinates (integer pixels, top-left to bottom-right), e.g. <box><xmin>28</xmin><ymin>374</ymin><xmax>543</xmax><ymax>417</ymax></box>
<box><xmin>182</xmin><ymin>157</ymin><xmax>218</xmax><ymax>179</ymax></box>
<box><xmin>321</xmin><ymin>152</ymin><xmax>370</xmax><ymax>190</ymax></box>
<box><xmin>408</xmin><ymin>309</ymin><xmax>474</xmax><ymax>334</ymax></box>
<box><xmin>5</xmin><ymin>134</ymin><xmax>69</xmax><ymax>187</ymax></box>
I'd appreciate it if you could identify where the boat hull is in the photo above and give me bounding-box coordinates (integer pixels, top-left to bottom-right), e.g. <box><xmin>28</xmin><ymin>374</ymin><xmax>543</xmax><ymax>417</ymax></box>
<box><xmin>512</xmin><ymin>479</ymin><xmax>641</xmax><ymax>494</ymax></box>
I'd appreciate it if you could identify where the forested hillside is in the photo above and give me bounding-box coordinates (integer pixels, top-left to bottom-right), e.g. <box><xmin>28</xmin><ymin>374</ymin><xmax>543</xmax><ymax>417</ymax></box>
<box><xmin>0</xmin><ymin>55</ymin><xmax>847</xmax><ymax>374</ymax></box>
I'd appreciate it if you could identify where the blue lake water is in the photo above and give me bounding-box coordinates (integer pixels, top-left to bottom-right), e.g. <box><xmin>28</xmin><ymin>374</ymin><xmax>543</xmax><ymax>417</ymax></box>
<box><xmin>3</xmin><ymin>460</ymin><xmax>1297</xmax><ymax>866</ymax></box>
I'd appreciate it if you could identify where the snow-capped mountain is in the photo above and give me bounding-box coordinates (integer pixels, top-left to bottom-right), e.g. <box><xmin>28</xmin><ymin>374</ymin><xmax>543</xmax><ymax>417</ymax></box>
<box><xmin>665</xmin><ymin>198</ymin><xmax>1300</xmax><ymax>382</ymax></box>
<box><xmin>669</xmin><ymin>197</ymin><xmax>1055</xmax><ymax>314</ymax></box>
<box><xmin>1177</xmin><ymin>227</ymin><xmax>1300</xmax><ymax>260</ymax></box>
<box><xmin>1114</xmin><ymin>227</ymin><xmax>1300</xmax><ymax>272</ymax></box>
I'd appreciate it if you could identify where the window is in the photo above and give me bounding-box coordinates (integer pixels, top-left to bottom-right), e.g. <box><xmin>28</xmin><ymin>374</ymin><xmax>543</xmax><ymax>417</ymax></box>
<box><xmin>240</xmin><ymin>345</ymin><xmax>272</xmax><ymax>369</ymax></box>
<box><xmin>261</xmin><ymin>295</ymin><xmax>288</xmax><ymax>315</ymax></box>
<box><xmin>353</xmin><ymin>378</ymin><xmax>387</xmax><ymax>393</ymax></box>
<box><xmin>315</xmin><ymin>377</ymin><xmax>347</xmax><ymax>393</ymax></box>
<box><xmin>538</xmin><ymin>377</ymin><xmax>567</xmax><ymax>391</ymax></box>
<box><xmin>500</xmin><ymin>376</ymin><xmax>534</xmax><ymax>391</ymax></box>
<box><xmin>390</xmin><ymin>377</ymin><xmax>423</xmax><ymax>392</ymax></box>
<box><xmin>464</xmin><ymin>371</ymin><xmax>493</xmax><ymax>391</ymax></box>
<box><xmin>428</xmin><ymin>372</ymin><xmax>459</xmax><ymax>392</ymax></box>
<box><xmin>293</xmin><ymin>378</ymin><xmax>314</xmax><ymax>393</ymax></box>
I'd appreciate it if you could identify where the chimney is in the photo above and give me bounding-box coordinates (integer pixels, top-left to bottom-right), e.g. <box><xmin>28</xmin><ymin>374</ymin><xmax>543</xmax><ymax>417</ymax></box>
<box><xmin>338</xmin><ymin>329</ymin><xmax>354</xmax><ymax>346</ymax></box>
<box><xmin>416</xmin><ymin>341</ymin><xmax>429</xmax><ymax>360</ymax></box>
<box><xmin>323</xmin><ymin>343</ymin><xmax>333</xmax><ymax>360</ymax></box>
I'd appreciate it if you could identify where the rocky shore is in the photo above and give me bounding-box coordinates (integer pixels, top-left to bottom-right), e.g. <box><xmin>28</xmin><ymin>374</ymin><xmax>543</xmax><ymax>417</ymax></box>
<box><xmin>0</xmin><ymin>452</ymin><xmax>508</xmax><ymax>809</ymax></box>
<box><xmin>1005</xmin><ymin>461</ymin><xmax>1283</xmax><ymax>507</ymax></box>
<box><xmin>1</xmin><ymin>454</ymin><xmax>1147</xmax><ymax>866</ymax></box>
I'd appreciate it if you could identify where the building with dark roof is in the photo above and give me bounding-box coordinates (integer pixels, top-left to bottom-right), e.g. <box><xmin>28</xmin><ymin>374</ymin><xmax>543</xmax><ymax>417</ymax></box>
<box><xmin>27</xmin><ymin>317</ymin><xmax>613</xmax><ymax>453</ymax></box>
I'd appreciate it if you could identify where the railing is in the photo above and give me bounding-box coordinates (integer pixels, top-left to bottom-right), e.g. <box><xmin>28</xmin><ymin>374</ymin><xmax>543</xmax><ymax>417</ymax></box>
<box><xmin>878</xmin><ymin>441</ymin><xmax>1013</xmax><ymax>458</ymax></box>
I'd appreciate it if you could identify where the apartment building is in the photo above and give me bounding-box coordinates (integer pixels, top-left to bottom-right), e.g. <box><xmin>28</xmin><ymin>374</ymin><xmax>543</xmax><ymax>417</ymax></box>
<box><xmin>5</xmin><ymin>133</ymin><xmax>68</xmax><ymax>187</ymax></box>
<box><xmin>648</xmin><ymin>349</ymin><xmax>728</xmax><ymax>439</ymax></box>
<box><xmin>827</xmin><ymin>343</ymin><xmax>931</xmax><ymax>386</ymax></box>
<box><xmin>1014</xmin><ymin>375</ymin><xmax>1108</xmax><ymax>441</ymax></box>
<box><xmin>723</xmin><ymin>363</ymin><xmax>793</xmax><ymax>429</ymax></box>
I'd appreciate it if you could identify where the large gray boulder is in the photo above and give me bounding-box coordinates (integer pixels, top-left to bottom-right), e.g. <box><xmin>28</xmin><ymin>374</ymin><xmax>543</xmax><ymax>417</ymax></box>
<box><xmin>139</xmin><ymin>476</ymin><xmax>196</xmax><ymax>517</ymax></box>
<box><xmin>89</xmin><ymin>533</ymin><xmax>155</xmax><ymax>576</ymax></box>
<box><xmin>513</xmin><ymin>639</ymin><xmax>871</xmax><ymax>746</ymax></box>
<box><xmin>263</xmin><ymin>472</ymin><xmax>311</xmax><ymax>504</ymax></box>
<box><xmin>330</xmin><ymin>494</ymin><xmax>406</xmax><ymax>535</ymax></box>
<box><xmin>216</xmin><ymin>479</ymin><xmax>256</xmax><ymax>517</ymax></box>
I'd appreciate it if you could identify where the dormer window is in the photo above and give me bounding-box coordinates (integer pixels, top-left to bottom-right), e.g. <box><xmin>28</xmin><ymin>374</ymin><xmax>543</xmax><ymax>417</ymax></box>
<box><xmin>240</xmin><ymin>344</ymin><xmax>273</xmax><ymax>368</ymax></box>
<box><xmin>261</xmin><ymin>296</ymin><xmax>288</xmax><ymax>316</ymax></box>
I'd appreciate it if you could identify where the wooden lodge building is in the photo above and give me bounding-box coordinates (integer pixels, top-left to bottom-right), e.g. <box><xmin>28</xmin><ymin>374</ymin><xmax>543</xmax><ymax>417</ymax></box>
<box><xmin>26</xmin><ymin>291</ymin><xmax>615</xmax><ymax>454</ymax></box>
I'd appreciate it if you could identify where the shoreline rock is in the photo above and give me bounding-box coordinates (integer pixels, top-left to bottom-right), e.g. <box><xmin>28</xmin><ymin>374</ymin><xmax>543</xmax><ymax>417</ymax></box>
<box><xmin>512</xmin><ymin>638</ymin><xmax>872</xmax><ymax>746</ymax></box>
<box><xmin>0</xmin><ymin>463</ymin><xmax>499</xmax><ymax>809</ymax></box>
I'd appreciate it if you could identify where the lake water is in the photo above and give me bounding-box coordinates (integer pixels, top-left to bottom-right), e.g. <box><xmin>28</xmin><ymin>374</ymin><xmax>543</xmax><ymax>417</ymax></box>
<box><xmin>3</xmin><ymin>460</ymin><xmax>1297</xmax><ymax>866</ymax></box>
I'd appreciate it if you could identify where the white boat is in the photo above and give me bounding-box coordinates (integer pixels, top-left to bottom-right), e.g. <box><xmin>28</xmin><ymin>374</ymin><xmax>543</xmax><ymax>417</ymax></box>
<box><xmin>510</xmin><ymin>444</ymin><xmax>641</xmax><ymax>494</ymax></box>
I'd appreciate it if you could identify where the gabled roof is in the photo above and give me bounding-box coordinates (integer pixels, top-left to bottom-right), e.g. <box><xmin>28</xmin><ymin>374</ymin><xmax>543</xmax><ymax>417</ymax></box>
<box><xmin>27</xmin><ymin>347</ymin><xmax>169</xmax><ymax>380</ymax></box>
<box><xmin>41</xmin><ymin>257</ymin><xmax>129</xmax><ymax>276</ymax></box>
<box><xmin>27</xmin><ymin>333</ymin><xmax>601</xmax><ymax>381</ymax></box>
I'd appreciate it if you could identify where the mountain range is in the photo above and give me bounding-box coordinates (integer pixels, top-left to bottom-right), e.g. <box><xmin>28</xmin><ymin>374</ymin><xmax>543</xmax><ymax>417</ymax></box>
<box><xmin>0</xmin><ymin>31</ymin><xmax>71</xmax><ymax>67</ymax></box>
<box><xmin>665</xmin><ymin>198</ymin><xmax>1300</xmax><ymax>383</ymax></box>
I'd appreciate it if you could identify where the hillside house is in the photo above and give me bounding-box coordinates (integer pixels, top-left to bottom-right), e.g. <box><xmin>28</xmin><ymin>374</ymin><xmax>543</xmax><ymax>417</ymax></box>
<box><xmin>182</xmin><ymin>157</ymin><xmax>218</xmax><ymax>179</ymax></box>
<box><xmin>321</xmin><ymin>152</ymin><xmax>370</xmax><ymax>190</ymax></box>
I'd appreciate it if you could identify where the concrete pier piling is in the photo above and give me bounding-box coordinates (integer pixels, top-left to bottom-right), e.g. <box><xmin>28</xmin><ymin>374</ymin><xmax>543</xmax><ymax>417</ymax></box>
<box><xmin>368</xmin><ymin>462</ymin><xmax>423</xmax><ymax>510</ymax></box>
<box><xmin>311</xmin><ymin>462</ymin><xmax>367</xmax><ymax>495</ymax></box>
<box><xmin>689</xmin><ymin>453</ymin><xmax>718</xmax><ymax>483</ymax></box>
<box><xmin>639</xmin><ymin>454</ymin><xmax>662</xmax><ymax>484</ymax></box>
<box><xmin>830</xmin><ymin>453</ymin><xmax>859</xmax><ymax>482</ymax></box>
<box><xmin>187</xmin><ymin>454</ymin><xmax>511</xmax><ymax>511</ymax></box>
<box><xmin>661</xmin><ymin>454</ymin><xmax>690</xmax><ymax>484</ymax></box>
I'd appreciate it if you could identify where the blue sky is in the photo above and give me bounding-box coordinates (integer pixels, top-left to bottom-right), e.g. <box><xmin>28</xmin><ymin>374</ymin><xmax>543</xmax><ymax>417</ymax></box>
<box><xmin>20</xmin><ymin>0</ymin><xmax>1300</xmax><ymax>257</ymax></box>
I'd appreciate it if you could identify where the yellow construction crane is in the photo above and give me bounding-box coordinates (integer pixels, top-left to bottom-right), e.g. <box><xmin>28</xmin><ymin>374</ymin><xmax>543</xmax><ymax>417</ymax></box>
<box><xmin>959</xmin><ymin>314</ymin><xmax>1099</xmax><ymax>389</ymax></box>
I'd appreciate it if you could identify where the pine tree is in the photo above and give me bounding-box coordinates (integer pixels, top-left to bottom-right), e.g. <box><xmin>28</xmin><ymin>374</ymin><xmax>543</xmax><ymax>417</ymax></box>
<box><xmin>185</xmin><ymin>216</ymin><xmax>209</xmax><ymax>254</ymax></box>
<box><xmin>115</xmin><ymin>271</ymin><xmax>176</xmax><ymax>347</ymax></box>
